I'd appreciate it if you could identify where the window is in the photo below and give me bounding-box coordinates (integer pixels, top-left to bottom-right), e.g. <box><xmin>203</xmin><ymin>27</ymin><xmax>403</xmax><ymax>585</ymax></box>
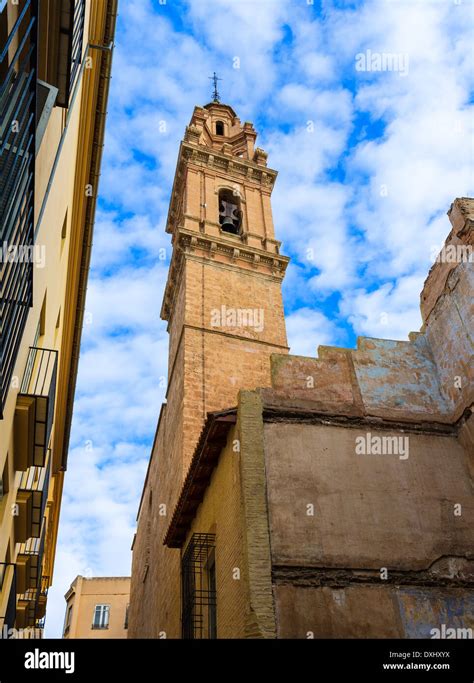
<box><xmin>61</xmin><ymin>210</ymin><xmax>68</xmax><ymax>241</ymax></box>
<box><xmin>207</xmin><ymin>551</ymin><xmax>217</xmax><ymax>640</ymax></box>
<box><xmin>124</xmin><ymin>604</ymin><xmax>129</xmax><ymax>629</ymax></box>
<box><xmin>143</xmin><ymin>488</ymin><xmax>152</xmax><ymax>582</ymax></box>
<box><xmin>64</xmin><ymin>603</ymin><xmax>73</xmax><ymax>635</ymax></box>
<box><xmin>182</xmin><ymin>533</ymin><xmax>217</xmax><ymax>639</ymax></box>
<box><xmin>0</xmin><ymin>457</ymin><xmax>9</xmax><ymax>504</ymax></box>
<box><xmin>215</xmin><ymin>120</ymin><xmax>224</xmax><ymax>136</ymax></box>
<box><xmin>218</xmin><ymin>189</ymin><xmax>242</xmax><ymax>236</ymax></box>
<box><xmin>39</xmin><ymin>293</ymin><xmax>47</xmax><ymax>337</ymax></box>
<box><xmin>92</xmin><ymin>604</ymin><xmax>110</xmax><ymax>629</ymax></box>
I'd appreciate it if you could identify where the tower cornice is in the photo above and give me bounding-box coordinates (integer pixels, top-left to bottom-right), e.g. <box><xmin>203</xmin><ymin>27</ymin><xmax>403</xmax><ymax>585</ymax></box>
<box><xmin>160</xmin><ymin>228</ymin><xmax>290</xmax><ymax>322</ymax></box>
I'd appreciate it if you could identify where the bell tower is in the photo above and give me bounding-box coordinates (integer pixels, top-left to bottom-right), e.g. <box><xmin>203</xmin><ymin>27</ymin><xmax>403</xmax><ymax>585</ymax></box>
<box><xmin>162</xmin><ymin>101</ymin><xmax>289</xmax><ymax>476</ymax></box>
<box><xmin>129</xmin><ymin>100</ymin><xmax>289</xmax><ymax>639</ymax></box>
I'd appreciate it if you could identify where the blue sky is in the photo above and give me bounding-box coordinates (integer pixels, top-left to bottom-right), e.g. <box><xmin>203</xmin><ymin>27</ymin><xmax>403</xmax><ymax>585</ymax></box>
<box><xmin>45</xmin><ymin>0</ymin><xmax>473</xmax><ymax>636</ymax></box>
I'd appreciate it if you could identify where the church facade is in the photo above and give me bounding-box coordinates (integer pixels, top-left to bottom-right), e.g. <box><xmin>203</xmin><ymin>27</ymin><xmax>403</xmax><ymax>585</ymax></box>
<box><xmin>128</xmin><ymin>100</ymin><xmax>473</xmax><ymax>639</ymax></box>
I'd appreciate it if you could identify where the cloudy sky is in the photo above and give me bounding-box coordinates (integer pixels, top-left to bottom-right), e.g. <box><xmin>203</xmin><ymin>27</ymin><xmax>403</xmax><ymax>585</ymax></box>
<box><xmin>45</xmin><ymin>0</ymin><xmax>473</xmax><ymax>636</ymax></box>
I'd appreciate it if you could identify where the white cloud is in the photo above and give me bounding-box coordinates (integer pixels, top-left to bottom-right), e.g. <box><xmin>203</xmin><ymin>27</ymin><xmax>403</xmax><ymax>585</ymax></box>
<box><xmin>340</xmin><ymin>274</ymin><xmax>425</xmax><ymax>340</ymax></box>
<box><xmin>286</xmin><ymin>308</ymin><xmax>340</xmax><ymax>357</ymax></box>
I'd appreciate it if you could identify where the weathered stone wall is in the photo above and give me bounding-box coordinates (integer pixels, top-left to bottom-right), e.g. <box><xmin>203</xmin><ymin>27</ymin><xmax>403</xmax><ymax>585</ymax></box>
<box><xmin>264</xmin><ymin>423</ymin><xmax>473</xmax><ymax>570</ymax></box>
<box><xmin>265</xmin><ymin>197</ymin><xmax>473</xmax><ymax>430</ymax></box>
<box><xmin>274</xmin><ymin>584</ymin><xmax>474</xmax><ymax>639</ymax></box>
<box><xmin>260</xmin><ymin>198</ymin><xmax>473</xmax><ymax>638</ymax></box>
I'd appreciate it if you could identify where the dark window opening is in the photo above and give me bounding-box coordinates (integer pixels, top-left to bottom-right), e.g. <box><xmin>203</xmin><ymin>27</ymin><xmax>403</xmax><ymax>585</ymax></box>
<box><xmin>215</xmin><ymin>120</ymin><xmax>224</xmax><ymax>136</ymax></box>
<box><xmin>124</xmin><ymin>604</ymin><xmax>129</xmax><ymax>629</ymax></box>
<box><xmin>218</xmin><ymin>189</ymin><xmax>242</xmax><ymax>235</ymax></box>
<box><xmin>64</xmin><ymin>603</ymin><xmax>73</xmax><ymax>635</ymax></box>
<box><xmin>1</xmin><ymin>457</ymin><xmax>9</xmax><ymax>501</ymax></box>
<box><xmin>207</xmin><ymin>551</ymin><xmax>217</xmax><ymax>640</ymax></box>
<box><xmin>182</xmin><ymin>533</ymin><xmax>217</xmax><ymax>639</ymax></box>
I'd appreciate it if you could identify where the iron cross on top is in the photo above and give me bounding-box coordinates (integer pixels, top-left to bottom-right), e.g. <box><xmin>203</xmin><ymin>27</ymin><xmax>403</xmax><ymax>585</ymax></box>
<box><xmin>209</xmin><ymin>72</ymin><xmax>222</xmax><ymax>103</ymax></box>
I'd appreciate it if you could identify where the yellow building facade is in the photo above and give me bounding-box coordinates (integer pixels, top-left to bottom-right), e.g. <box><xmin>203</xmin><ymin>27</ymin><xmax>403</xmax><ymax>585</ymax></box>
<box><xmin>0</xmin><ymin>0</ymin><xmax>117</xmax><ymax>636</ymax></box>
<box><xmin>63</xmin><ymin>576</ymin><xmax>130</xmax><ymax>639</ymax></box>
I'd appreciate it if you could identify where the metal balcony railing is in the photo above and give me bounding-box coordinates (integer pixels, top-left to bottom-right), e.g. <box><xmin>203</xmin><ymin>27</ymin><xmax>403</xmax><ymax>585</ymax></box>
<box><xmin>16</xmin><ymin>347</ymin><xmax>58</xmax><ymax>468</ymax></box>
<box><xmin>0</xmin><ymin>0</ymin><xmax>38</xmax><ymax>418</ymax></box>
<box><xmin>17</xmin><ymin>451</ymin><xmax>51</xmax><ymax>538</ymax></box>
<box><xmin>70</xmin><ymin>0</ymin><xmax>86</xmax><ymax>96</ymax></box>
<box><xmin>17</xmin><ymin>521</ymin><xmax>45</xmax><ymax>592</ymax></box>
<box><xmin>17</xmin><ymin>572</ymin><xmax>49</xmax><ymax>628</ymax></box>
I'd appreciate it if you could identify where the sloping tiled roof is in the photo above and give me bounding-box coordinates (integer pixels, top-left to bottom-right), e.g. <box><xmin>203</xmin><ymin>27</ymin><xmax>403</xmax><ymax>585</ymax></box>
<box><xmin>164</xmin><ymin>408</ymin><xmax>237</xmax><ymax>548</ymax></box>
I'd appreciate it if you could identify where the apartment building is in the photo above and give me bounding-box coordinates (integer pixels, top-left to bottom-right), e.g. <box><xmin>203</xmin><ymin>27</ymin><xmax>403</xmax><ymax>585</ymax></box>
<box><xmin>0</xmin><ymin>0</ymin><xmax>117</xmax><ymax>636</ymax></box>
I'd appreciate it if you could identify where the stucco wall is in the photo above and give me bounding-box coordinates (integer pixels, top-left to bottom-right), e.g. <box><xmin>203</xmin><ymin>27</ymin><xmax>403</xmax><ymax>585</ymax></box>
<box><xmin>274</xmin><ymin>584</ymin><xmax>474</xmax><ymax>639</ymax></box>
<box><xmin>65</xmin><ymin>577</ymin><xmax>130</xmax><ymax>639</ymax></box>
<box><xmin>264</xmin><ymin>423</ymin><xmax>473</xmax><ymax>569</ymax></box>
<box><xmin>264</xmin><ymin>421</ymin><xmax>474</xmax><ymax>637</ymax></box>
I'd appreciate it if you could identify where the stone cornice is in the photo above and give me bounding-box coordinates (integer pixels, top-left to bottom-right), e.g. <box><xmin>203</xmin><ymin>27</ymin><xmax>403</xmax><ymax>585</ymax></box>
<box><xmin>160</xmin><ymin>228</ymin><xmax>290</xmax><ymax>322</ymax></box>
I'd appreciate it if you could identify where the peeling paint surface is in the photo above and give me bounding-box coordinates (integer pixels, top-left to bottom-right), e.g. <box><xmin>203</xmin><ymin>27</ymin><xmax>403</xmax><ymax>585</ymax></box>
<box><xmin>397</xmin><ymin>588</ymin><xmax>474</xmax><ymax>638</ymax></box>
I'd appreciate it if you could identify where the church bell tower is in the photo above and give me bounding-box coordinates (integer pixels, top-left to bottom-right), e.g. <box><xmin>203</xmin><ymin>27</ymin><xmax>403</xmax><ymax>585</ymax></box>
<box><xmin>129</xmin><ymin>95</ymin><xmax>289</xmax><ymax>639</ymax></box>
<box><xmin>162</xmin><ymin>99</ymin><xmax>289</xmax><ymax>477</ymax></box>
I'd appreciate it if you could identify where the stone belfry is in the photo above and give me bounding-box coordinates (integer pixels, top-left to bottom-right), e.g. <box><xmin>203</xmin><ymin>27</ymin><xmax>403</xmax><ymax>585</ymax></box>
<box><xmin>129</xmin><ymin>99</ymin><xmax>289</xmax><ymax>638</ymax></box>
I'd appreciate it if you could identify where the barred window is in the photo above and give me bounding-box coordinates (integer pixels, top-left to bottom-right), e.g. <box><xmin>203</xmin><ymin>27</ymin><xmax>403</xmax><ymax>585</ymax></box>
<box><xmin>182</xmin><ymin>533</ymin><xmax>217</xmax><ymax>639</ymax></box>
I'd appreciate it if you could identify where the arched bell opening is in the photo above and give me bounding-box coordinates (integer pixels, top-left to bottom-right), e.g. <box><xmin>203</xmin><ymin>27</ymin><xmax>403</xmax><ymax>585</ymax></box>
<box><xmin>218</xmin><ymin>189</ymin><xmax>242</xmax><ymax>235</ymax></box>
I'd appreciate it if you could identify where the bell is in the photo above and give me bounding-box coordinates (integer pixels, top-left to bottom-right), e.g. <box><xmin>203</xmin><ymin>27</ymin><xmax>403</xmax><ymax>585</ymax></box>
<box><xmin>221</xmin><ymin>215</ymin><xmax>238</xmax><ymax>233</ymax></box>
<box><xmin>220</xmin><ymin>200</ymin><xmax>240</xmax><ymax>234</ymax></box>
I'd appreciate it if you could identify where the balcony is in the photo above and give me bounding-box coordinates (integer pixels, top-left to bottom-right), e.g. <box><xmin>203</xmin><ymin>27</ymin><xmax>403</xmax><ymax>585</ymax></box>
<box><xmin>16</xmin><ymin>524</ymin><xmax>45</xmax><ymax>595</ymax></box>
<box><xmin>0</xmin><ymin>0</ymin><xmax>38</xmax><ymax>418</ymax></box>
<box><xmin>0</xmin><ymin>563</ymin><xmax>17</xmax><ymax>632</ymax></box>
<box><xmin>39</xmin><ymin>0</ymin><xmax>86</xmax><ymax>108</ymax></box>
<box><xmin>16</xmin><ymin>574</ymin><xmax>48</xmax><ymax>629</ymax></box>
<box><xmin>14</xmin><ymin>451</ymin><xmax>50</xmax><ymax>543</ymax></box>
<box><xmin>14</xmin><ymin>347</ymin><xmax>58</xmax><ymax>471</ymax></box>
<box><xmin>35</xmin><ymin>575</ymin><xmax>49</xmax><ymax>620</ymax></box>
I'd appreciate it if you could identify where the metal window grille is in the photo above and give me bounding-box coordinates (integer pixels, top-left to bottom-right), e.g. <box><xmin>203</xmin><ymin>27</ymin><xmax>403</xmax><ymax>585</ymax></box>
<box><xmin>181</xmin><ymin>533</ymin><xmax>217</xmax><ymax>639</ymax></box>
<box><xmin>69</xmin><ymin>0</ymin><xmax>85</xmax><ymax>98</ymax></box>
<box><xmin>0</xmin><ymin>0</ymin><xmax>38</xmax><ymax>418</ymax></box>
